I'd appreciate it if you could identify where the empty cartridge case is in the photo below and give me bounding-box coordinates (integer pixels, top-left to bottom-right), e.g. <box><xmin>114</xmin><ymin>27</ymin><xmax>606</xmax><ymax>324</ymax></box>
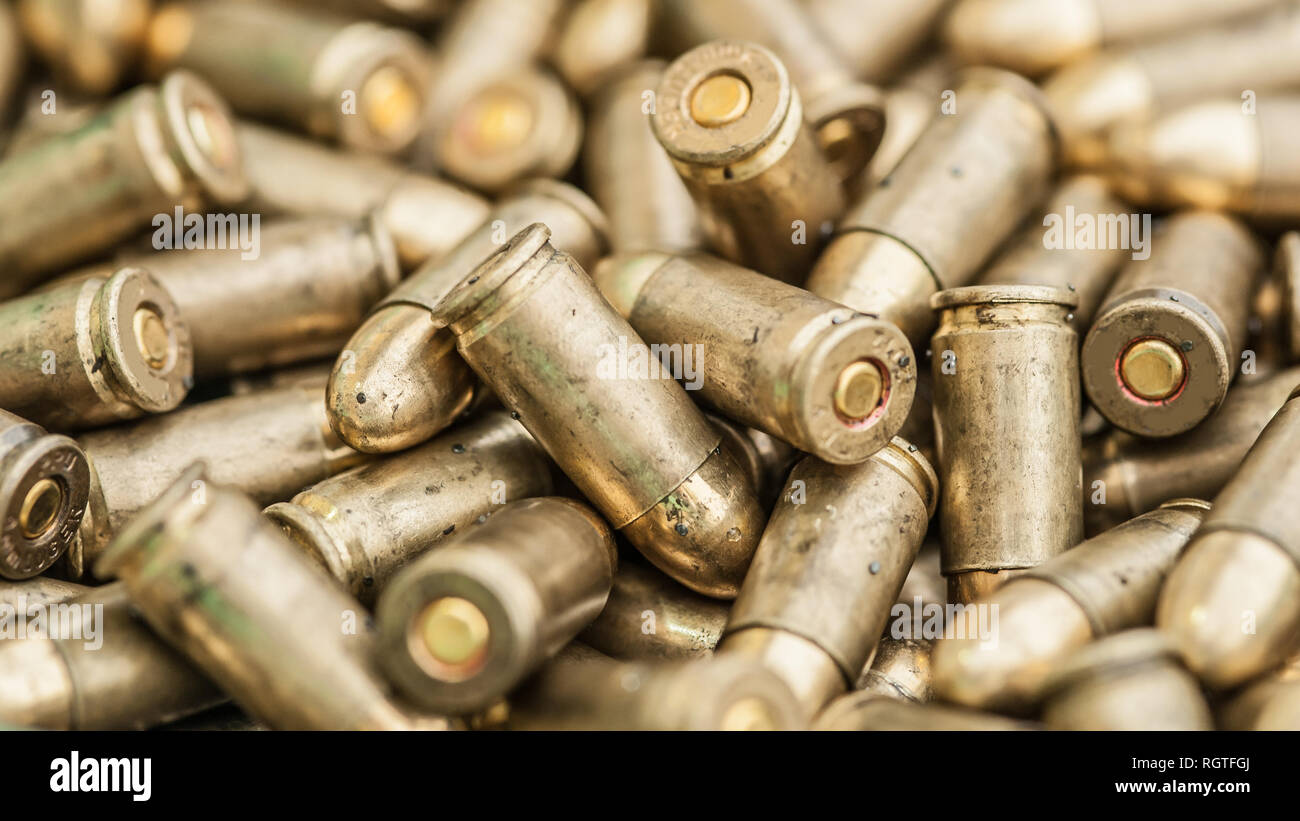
<box><xmin>814</xmin><ymin>693</ymin><xmax>1034</xmax><ymax>730</ymax></box>
<box><xmin>708</xmin><ymin>414</ymin><xmax>798</xmax><ymax>510</ymax></box>
<box><xmin>651</xmin><ymin>40</ymin><xmax>846</xmax><ymax>284</ymax></box>
<box><xmin>804</xmin><ymin>0</ymin><xmax>951</xmax><ymax>84</ymax></box>
<box><xmin>1082</xmin><ymin>212</ymin><xmax>1262</xmax><ymax>438</ymax></box>
<box><xmin>1157</xmin><ymin>386</ymin><xmax>1300</xmax><ymax>690</ymax></box>
<box><xmin>933</xmin><ymin>499</ymin><xmax>1209</xmax><ymax>712</ymax></box>
<box><xmin>266</xmin><ymin>410</ymin><xmax>553</xmax><ymax>603</ymax></box>
<box><xmin>553</xmin><ymin>0</ymin><xmax>654</xmax><ymax>98</ymax></box>
<box><xmin>96</xmin><ymin>464</ymin><xmax>443</xmax><ymax>731</ymax></box>
<box><xmin>594</xmin><ymin>251</ymin><xmax>916</xmax><ymax>463</ymax></box>
<box><xmin>856</xmin><ymin>638</ymin><xmax>933</xmax><ymax>703</ymax></box>
<box><xmin>932</xmin><ymin>285</ymin><xmax>1083</xmax><ymax>603</ymax></box>
<box><xmin>145</xmin><ymin>1</ymin><xmax>428</xmax><ymax>154</ymax></box>
<box><xmin>0</xmin><ymin>409</ymin><xmax>89</xmax><ymax>579</ymax></box>
<box><xmin>68</xmin><ymin>379</ymin><xmax>364</xmax><ymax>580</ymax></box>
<box><xmin>0</xmin><ymin>267</ymin><xmax>192</xmax><ymax>431</ymax></box>
<box><xmin>579</xmin><ymin>560</ymin><xmax>731</xmax><ymax>660</ymax></box>
<box><xmin>1041</xmin><ymin>629</ymin><xmax>1214</xmax><ymax>731</ymax></box>
<box><xmin>585</xmin><ymin>60</ymin><xmax>702</xmax><ymax>254</ymax></box>
<box><xmin>431</xmin><ymin>224</ymin><xmax>763</xmax><ymax>598</ymax></box>
<box><xmin>16</xmin><ymin>0</ymin><xmax>150</xmax><ymax>95</ymax></box>
<box><xmin>0</xmin><ymin>71</ymin><xmax>246</xmax><ymax>296</ymax></box>
<box><xmin>376</xmin><ymin>497</ymin><xmax>617</xmax><ymax>714</ymax></box>
<box><xmin>0</xmin><ymin>582</ymin><xmax>223</xmax><ymax>730</ymax></box>
<box><xmin>859</xmin><ymin>53</ymin><xmax>951</xmax><ymax>189</ymax></box>
<box><xmin>718</xmin><ymin>441</ymin><xmax>938</xmax><ymax>714</ymax></box>
<box><xmin>327</xmin><ymin>180</ymin><xmax>608</xmax><ymax>454</ymax></box>
<box><xmin>806</xmin><ymin>68</ymin><xmax>1057</xmax><ymax>346</ymax></box>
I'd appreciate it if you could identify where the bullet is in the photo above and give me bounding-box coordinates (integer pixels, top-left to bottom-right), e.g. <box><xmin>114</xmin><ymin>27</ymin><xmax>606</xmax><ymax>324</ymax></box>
<box><xmin>579</xmin><ymin>560</ymin><xmax>731</xmax><ymax>660</ymax></box>
<box><xmin>67</xmin><ymin>379</ymin><xmax>364</xmax><ymax>580</ymax></box>
<box><xmin>978</xmin><ymin>175</ymin><xmax>1130</xmax><ymax>329</ymax></box>
<box><xmin>0</xmin><ymin>71</ymin><xmax>246</xmax><ymax>296</ymax></box>
<box><xmin>804</xmin><ymin>0</ymin><xmax>952</xmax><ymax>84</ymax></box>
<box><xmin>376</xmin><ymin>497</ymin><xmax>617</xmax><ymax>714</ymax></box>
<box><xmin>432</xmin><ymin>224</ymin><xmax>763</xmax><ymax>598</ymax></box>
<box><xmin>858</xmin><ymin>53</ymin><xmax>952</xmax><ymax>189</ymax></box>
<box><xmin>651</xmin><ymin>40</ymin><xmax>847</xmax><ymax>284</ymax></box>
<box><xmin>718</xmin><ymin>440</ymin><xmax>938</xmax><ymax>714</ymax></box>
<box><xmin>0</xmin><ymin>267</ymin><xmax>193</xmax><ymax>432</ymax></box>
<box><xmin>0</xmin><ymin>576</ymin><xmax>88</xmax><ymax>608</ymax></box>
<box><xmin>266</xmin><ymin>410</ymin><xmax>553</xmax><ymax>603</ymax></box>
<box><xmin>944</xmin><ymin>0</ymin><xmax>1282</xmax><ymax>77</ymax></box>
<box><xmin>505</xmin><ymin>653</ymin><xmax>806</xmax><ymax>730</ymax></box>
<box><xmin>1219</xmin><ymin>652</ymin><xmax>1300</xmax><ymax>730</ymax></box>
<box><xmin>814</xmin><ymin>693</ymin><xmax>1035</xmax><ymax>730</ymax></box>
<box><xmin>1082</xmin><ymin>212</ymin><xmax>1262</xmax><ymax>438</ymax></box>
<box><xmin>96</xmin><ymin>463</ymin><xmax>447</xmax><ymax>731</ymax></box>
<box><xmin>584</xmin><ymin>60</ymin><xmax>702</xmax><ymax>254</ymax></box>
<box><xmin>1084</xmin><ymin>367</ymin><xmax>1300</xmax><ymax>534</ymax></box>
<box><xmin>327</xmin><ymin>180</ymin><xmax>608</xmax><ymax>454</ymax></box>
<box><xmin>594</xmin><ymin>251</ymin><xmax>916</xmax><ymax>463</ymax></box>
<box><xmin>807</xmin><ymin>68</ymin><xmax>1057</xmax><ymax>346</ymax></box>
<box><xmin>1043</xmin><ymin>3</ymin><xmax>1300</xmax><ymax>168</ymax></box>
<box><xmin>553</xmin><ymin>0</ymin><xmax>654</xmax><ymax>98</ymax></box>
<box><xmin>1157</xmin><ymin>386</ymin><xmax>1300</xmax><ymax>690</ymax></box>
<box><xmin>0</xmin><ymin>409</ymin><xmax>89</xmax><ymax>579</ymax></box>
<box><xmin>933</xmin><ymin>499</ymin><xmax>1209</xmax><ymax>712</ymax></box>
<box><xmin>1041</xmin><ymin>629</ymin><xmax>1213</xmax><ymax>730</ymax></box>
<box><xmin>856</xmin><ymin>638</ymin><xmax>933</xmax><ymax>703</ymax></box>
<box><xmin>235</xmin><ymin>122</ymin><xmax>489</xmax><ymax>272</ymax></box>
<box><xmin>0</xmin><ymin>582</ymin><xmax>224</xmax><ymax>730</ymax></box>
<box><xmin>15</xmin><ymin>0</ymin><xmax>150</xmax><ymax>95</ymax></box>
<box><xmin>708</xmin><ymin>413</ymin><xmax>798</xmax><ymax>510</ymax></box>
<box><xmin>144</xmin><ymin>1</ymin><xmax>429</xmax><ymax>154</ymax></box>
<box><xmin>931</xmin><ymin>285</ymin><xmax>1083</xmax><ymax>602</ymax></box>
<box><xmin>894</xmin><ymin>538</ymin><xmax>945</xmax><ymax>617</ymax></box>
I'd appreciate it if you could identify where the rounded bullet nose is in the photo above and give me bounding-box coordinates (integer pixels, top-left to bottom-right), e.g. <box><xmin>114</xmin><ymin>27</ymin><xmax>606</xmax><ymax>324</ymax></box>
<box><xmin>1157</xmin><ymin>530</ymin><xmax>1300</xmax><ymax>690</ymax></box>
<box><xmin>944</xmin><ymin>0</ymin><xmax>1101</xmax><ymax>76</ymax></box>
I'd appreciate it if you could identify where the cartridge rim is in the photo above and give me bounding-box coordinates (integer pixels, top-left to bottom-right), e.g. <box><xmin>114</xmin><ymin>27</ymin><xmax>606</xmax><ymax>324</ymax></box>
<box><xmin>158</xmin><ymin>70</ymin><xmax>248</xmax><ymax>204</ymax></box>
<box><xmin>930</xmin><ymin>284</ymin><xmax>1079</xmax><ymax>310</ymax></box>
<box><xmin>93</xmin><ymin>267</ymin><xmax>194</xmax><ymax>414</ymax></box>
<box><xmin>0</xmin><ymin>433</ymin><xmax>90</xmax><ymax>580</ymax></box>
<box><xmin>316</xmin><ymin>23</ymin><xmax>429</xmax><ymax>154</ymax></box>
<box><xmin>430</xmin><ymin>222</ymin><xmax>554</xmax><ymax>334</ymax></box>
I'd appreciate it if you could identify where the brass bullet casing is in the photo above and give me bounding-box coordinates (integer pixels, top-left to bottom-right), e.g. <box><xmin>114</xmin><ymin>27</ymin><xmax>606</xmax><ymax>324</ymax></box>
<box><xmin>431</xmin><ymin>225</ymin><xmax>763</xmax><ymax>598</ymax></box>
<box><xmin>594</xmin><ymin>251</ymin><xmax>916</xmax><ymax>464</ymax></box>
<box><xmin>1108</xmin><ymin>96</ymin><xmax>1300</xmax><ymax>221</ymax></box>
<box><xmin>1</xmin><ymin>87</ymin><xmax>100</xmax><ymax>159</ymax></box>
<box><xmin>944</xmin><ymin>0</ymin><xmax>1282</xmax><ymax>78</ymax></box>
<box><xmin>236</xmin><ymin>122</ymin><xmax>489</xmax><ymax>272</ymax></box>
<box><xmin>1084</xmin><ymin>367</ymin><xmax>1300</xmax><ymax>534</ymax></box>
<box><xmin>979</xmin><ymin>175</ymin><xmax>1130</xmax><ymax>329</ymax></box>
<box><xmin>1157</xmin><ymin>387</ymin><xmax>1300</xmax><ymax>690</ymax></box>
<box><xmin>1040</xmin><ymin>629</ymin><xmax>1213</xmax><ymax>730</ymax></box>
<box><xmin>0</xmin><ymin>409</ymin><xmax>89</xmax><ymax>579</ymax></box>
<box><xmin>145</xmin><ymin>1</ymin><xmax>428</xmax><ymax>154</ymax></box>
<box><xmin>895</xmin><ymin>538</ymin><xmax>945</xmax><ymax>616</ymax></box>
<box><xmin>708</xmin><ymin>413</ymin><xmax>798</xmax><ymax>510</ymax></box>
<box><xmin>1043</xmin><ymin>3</ymin><xmax>1300</xmax><ymax>168</ymax></box>
<box><xmin>16</xmin><ymin>0</ymin><xmax>150</xmax><ymax>95</ymax></box>
<box><xmin>579</xmin><ymin>560</ymin><xmax>731</xmax><ymax>660</ymax></box>
<box><xmin>933</xmin><ymin>499</ymin><xmax>1209</xmax><ymax>712</ymax></box>
<box><xmin>266</xmin><ymin>410</ymin><xmax>553</xmax><ymax>604</ymax></box>
<box><xmin>856</xmin><ymin>638</ymin><xmax>933</xmax><ymax>703</ymax></box>
<box><xmin>807</xmin><ymin>68</ymin><xmax>1057</xmax><ymax>346</ymax></box>
<box><xmin>1082</xmin><ymin>212</ymin><xmax>1262</xmax><ymax>439</ymax></box>
<box><xmin>96</xmin><ymin>464</ymin><xmax>444</xmax><ymax>731</ymax></box>
<box><xmin>68</xmin><ymin>379</ymin><xmax>364</xmax><ymax>580</ymax></box>
<box><xmin>0</xmin><ymin>268</ymin><xmax>192</xmax><ymax>432</ymax></box>
<box><xmin>287</xmin><ymin>0</ymin><xmax>453</xmax><ymax>26</ymax></box>
<box><xmin>859</xmin><ymin>53</ymin><xmax>952</xmax><ymax>189</ymax></box>
<box><xmin>931</xmin><ymin>286</ymin><xmax>1083</xmax><ymax>601</ymax></box>
<box><xmin>327</xmin><ymin>180</ymin><xmax>608</xmax><ymax>454</ymax></box>
<box><xmin>585</xmin><ymin>60</ymin><xmax>702</xmax><ymax>255</ymax></box>
<box><xmin>652</xmin><ymin>40</ymin><xmax>847</xmax><ymax>285</ymax></box>
<box><xmin>0</xmin><ymin>71</ymin><xmax>246</xmax><ymax>296</ymax></box>
<box><xmin>553</xmin><ymin>0</ymin><xmax>654</xmax><ymax>98</ymax></box>
<box><xmin>718</xmin><ymin>441</ymin><xmax>938</xmax><ymax>714</ymax></box>
<box><xmin>505</xmin><ymin>653</ymin><xmax>806</xmax><ymax>730</ymax></box>
<box><xmin>896</xmin><ymin>367</ymin><xmax>935</xmax><ymax>469</ymax></box>
<box><xmin>803</xmin><ymin>0</ymin><xmax>952</xmax><ymax>84</ymax></box>
<box><xmin>376</xmin><ymin>497</ymin><xmax>617</xmax><ymax>714</ymax></box>
<box><xmin>0</xmin><ymin>576</ymin><xmax>88</xmax><ymax>608</ymax></box>
<box><xmin>814</xmin><ymin>693</ymin><xmax>1035</xmax><ymax>730</ymax></box>
<box><xmin>0</xmin><ymin>582</ymin><xmax>223</xmax><ymax>730</ymax></box>
<box><xmin>1219</xmin><ymin>653</ymin><xmax>1300</xmax><ymax>730</ymax></box>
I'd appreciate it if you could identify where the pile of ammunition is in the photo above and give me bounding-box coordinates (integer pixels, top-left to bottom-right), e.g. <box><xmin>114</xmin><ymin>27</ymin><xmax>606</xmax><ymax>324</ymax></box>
<box><xmin>2</xmin><ymin>0</ymin><xmax>1299</xmax><ymax>733</ymax></box>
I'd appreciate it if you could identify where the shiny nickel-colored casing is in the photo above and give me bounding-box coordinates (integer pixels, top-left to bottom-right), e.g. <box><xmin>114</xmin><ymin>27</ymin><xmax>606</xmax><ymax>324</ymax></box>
<box><xmin>652</xmin><ymin>40</ymin><xmax>846</xmax><ymax>285</ymax></box>
<box><xmin>376</xmin><ymin>497</ymin><xmax>617</xmax><ymax>714</ymax></box>
<box><xmin>856</xmin><ymin>637</ymin><xmax>934</xmax><ymax>703</ymax></box>
<box><xmin>807</xmin><ymin>68</ymin><xmax>1057</xmax><ymax>346</ymax></box>
<box><xmin>814</xmin><ymin>693</ymin><xmax>1035</xmax><ymax>730</ymax></box>
<box><xmin>145</xmin><ymin>1</ymin><xmax>428</xmax><ymax>154</ymax></box>
<box><xmin>0</xmin><ymin>267</ymin><xmax>192</xmax><ymax>431</ymax></box>
<box><xmin>719</xmin><ymin>441</ymin><xmax>938</xmax><ymax>714</ymax></box>
<box><xmin>0</xmin><ymin>409</ymin><xmax>89</xmax><ymax>579</ymax></box>
<box><xmin>0</xmin><ymin>71</ymin><xmax>246</xmax><ymax>297</ymax></box>
<box><xmin>265</xmin><ymin>410</ymin><xmax>553</xmax><ymax>603</ymax></box>
<box><xmin>0</xmin><ymin>582</ymin><xmax>223</xmax><ymax>730</ymax></box>
<box><xmin>579</xmin><ymin>560</ymin><xmax>731</xmax><ymax>660</ymax></box>
<box><xmin>933</xmin><ymin>499</ymin><xmax>1210</xmax><ymax>712</ymax></box>
<box><xmin>1082</xmin><ymin>212</ymin><xmax>1262</xmax><ymax>438</ymax></box>
<box><xmin>326</xmin><ymin>180</ymin><xmax>608</xmax><ymax>454</ymax></box>
<box><xmin>804</xmin><ymin>0</ymin><xmax>951</xmax><ymax>83</ymax></box>
<box><xmin>15</xmin><ymin>0</ymin><xmax>150</xmax><ymax>95</ymax></box>
<box><xmin>431</xmin><ymin>224</ymin><xmax>763</xmax><ymax>599</ymax></box>
<box><xmin>553</xmin><ymin>0</ymin><xmax>654</xmax><ymax>98</ymax></box>
<box><xmin>1157</xmin><ymin>387</ymin><xmax>1300</xmax><ymax>690</ymax></box>
<box><xmin>931</xmin><ymin>286</ymin><xmax>1083</xmax><ymax>602</ymax></box>
<box><xmin>594</xmin><ymin>251</ymin><xmax>916</xmax><ymax>463</ymax></box>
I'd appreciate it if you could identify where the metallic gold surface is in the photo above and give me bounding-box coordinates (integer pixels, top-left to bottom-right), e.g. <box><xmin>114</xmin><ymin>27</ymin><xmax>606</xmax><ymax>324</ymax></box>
<box><xmin>708</xmin><ymin>414</ymin><xmax>798</xmax><ymax>510</ymax></box>
<box><xmin>1219</xmin><ymin>653</ymin><xmax>1300</xmax><ymax>730</ymax></box>
<box><xmin>815</xmin><ymin>692</ymin><xmax>1036</xmax><ymax>730</ymax></box>
<box><xmin>0</xmin><ymin>576</ymin><xmax>88</xmax><ymax>608</ymax></box>
<box><xmin>16</xmin><ymin>0</ymin><xmax>150</xmax><ymax>95</ymax></box>
<box><xmin>579</xmin><ymin>559</ymin><xmax>731</xmax><ymax>660</ymax></box>
<box><xmin>859</xmin><ymin>54</ymin><xmax>951</xmax><ymax>189</ymax></box>
<box><xmin>0</xmin><ymin>409</ymin><xmax>89</xmax><ymax>579</ymax></box>
<box><xmin>856</xmin><ymin>637</ymin><xmax>933</xmax><ymax>703</ymax></box>
<box><xmin>0</xmin><ymin>3</ymin><xmax>19</xmax><ymax>128</ymax></box>
<box><xmin>553</xmin><ymin>0</ymin><xmax>654</xmax><ymax>98</ymax></box>
<box><xmin>804</xmin><ymin>0</ymin><xmax>950</xmax><ymax>83</ymax></box>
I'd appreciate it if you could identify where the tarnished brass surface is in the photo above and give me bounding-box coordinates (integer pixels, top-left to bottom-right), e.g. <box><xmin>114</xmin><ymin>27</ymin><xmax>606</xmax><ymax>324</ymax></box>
<box><xmin>708</xmin><ymin>414</ymin><xmax>797</xmax><ymax>510</ymax></box>
<box><xmin>553</xmin><ymin>0</ymin><xmax>654</xmax><ymax>98</ymax></box>
<box><xmin>0</xmin><ymin>409</ymin><xmax>89</xmax><ymax>579</ymax></box>
<box><xmin>856</xmin><ymin>638</ymin><xmax>933</xmax><ymax>703</ymax></box>
<box><xmin>805</xmin><ymin>0</ymin><xmax>951</xmax><ymax>83</ymax></box>
<box><xmin>858</xmin><ymin>53</ymin><xmax>952</xmax><ymax>189</ymax></box>
<box><xmin>0</xmin><ymin>576</ymin><xmax>88</xmax><ymax>608</ymax></box>
<box><xmin>579</xmin><ymin>560</ymin><xmax>731</xmax><ymax>660</ymax></box>
<box><xmin>815</xmin><ymin>692</ymin><xmax>1036</xmax><ymax>730</ymax></box>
